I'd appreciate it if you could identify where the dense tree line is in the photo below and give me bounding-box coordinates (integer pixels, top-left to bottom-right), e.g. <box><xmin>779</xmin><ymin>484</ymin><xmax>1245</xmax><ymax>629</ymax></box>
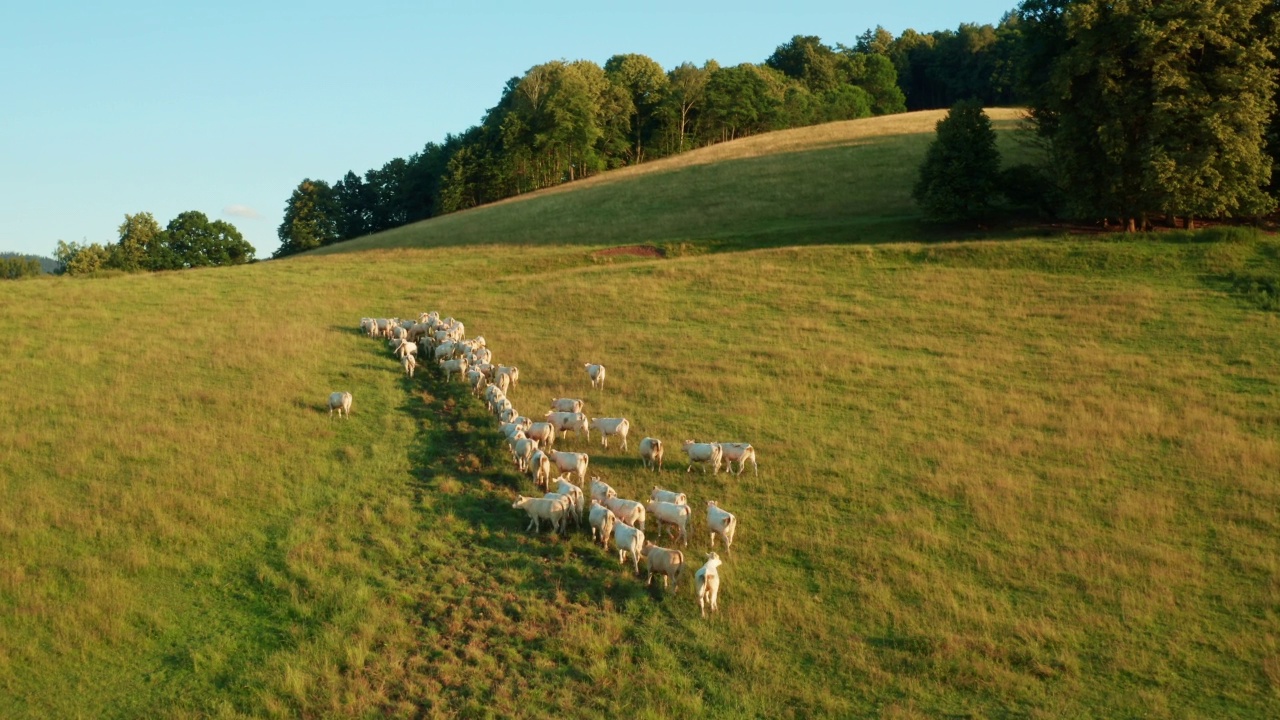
<box><xmin>0</xmin><ymin>255</ymin><xmax>44</xmax><ymax>279</ymax></box>
<box><xmin>282</xmin><ymin>6</ymin><xmax>1280</xmax><ymax>252</ymax></box>
<box><xmin>855</xmin><ymin>19</ymin><xmax>1026</xmax><ymax>111</ymax></box>
<box><xmin>275</xmin><ymin>36</ymin><xmax>911</xmax><ymax>257</ymax></box>
<box><xmin>55</xmin><ymin>211</ymin><xmax>254</xmax><ymax>276</ymax></box>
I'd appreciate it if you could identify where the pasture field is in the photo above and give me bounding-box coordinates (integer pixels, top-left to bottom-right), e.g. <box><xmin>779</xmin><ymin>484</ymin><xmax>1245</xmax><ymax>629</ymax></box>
<box><xmin>2</xmin><ymin>111</ymin><xmax>1279</xmax><ymax>718</ymax></box>
<box><xmin>2</xmin><ymin>236</ymin><xmax>1279</xmax><ymax>718</ymax></box>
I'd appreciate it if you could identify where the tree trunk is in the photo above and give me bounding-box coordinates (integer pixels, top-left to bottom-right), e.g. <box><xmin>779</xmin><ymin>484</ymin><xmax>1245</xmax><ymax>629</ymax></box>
<box><xmin>1187</xmin><ymin>216</ymin><xmax>1194</xmax><ymax>231</ymax></box>
<box><xmin>1126</xmin><ymin>217</ymin><xmax>1136</xmax><ymax>233</ymax></box>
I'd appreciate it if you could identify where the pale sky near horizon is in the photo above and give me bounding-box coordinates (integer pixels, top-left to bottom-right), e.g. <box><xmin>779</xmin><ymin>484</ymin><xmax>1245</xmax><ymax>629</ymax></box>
<box><xmin>0</xmin><ymin>1</ymin><xmax>1016</xmax><ymax>259</ymax></box>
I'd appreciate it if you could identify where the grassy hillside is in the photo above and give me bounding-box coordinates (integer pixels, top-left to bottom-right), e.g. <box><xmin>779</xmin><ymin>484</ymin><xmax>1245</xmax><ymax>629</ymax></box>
<box><xmin>3</xmin><ymin>113</ymin><xmax>1280</xmax><ymax>718</ymax></box>
<box><xmin>312</xmin><ymin>109</ymin><xmax>1032</xmax><ymax>255</ymax></box>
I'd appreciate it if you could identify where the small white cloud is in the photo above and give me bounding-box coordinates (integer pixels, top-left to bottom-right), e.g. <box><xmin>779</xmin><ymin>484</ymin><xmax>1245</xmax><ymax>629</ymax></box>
<box><xmin>223</xmin><ymin>204</ymin><xmax>263</xmax><ymax>220</ymax></box>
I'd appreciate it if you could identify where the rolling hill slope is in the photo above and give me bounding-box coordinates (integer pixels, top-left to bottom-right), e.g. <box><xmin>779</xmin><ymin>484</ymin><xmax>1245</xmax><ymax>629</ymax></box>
<box><xmin>2</xmin><ymin>113</ymin><xmax>1279</xmax><ymax>718</ymax></box>
<box><xmin>312</xmin><ymin>108</ymin><xmax>1032</xmax><ymax>254</ymax></box>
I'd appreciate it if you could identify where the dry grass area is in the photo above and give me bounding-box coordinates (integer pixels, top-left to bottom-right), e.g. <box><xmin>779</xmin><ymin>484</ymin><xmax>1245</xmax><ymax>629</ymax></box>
<box><xmin>1</xmin><ymin>233</ymin><xmax>1278</xmax><ymax>717</ymax></box>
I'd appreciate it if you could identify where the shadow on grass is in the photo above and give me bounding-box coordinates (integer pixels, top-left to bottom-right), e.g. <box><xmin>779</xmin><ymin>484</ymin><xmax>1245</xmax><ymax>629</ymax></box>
<box><xmin>382</xmin><ymin>346</ymin><xmax>656</xmax><ymax>609</ymax></box>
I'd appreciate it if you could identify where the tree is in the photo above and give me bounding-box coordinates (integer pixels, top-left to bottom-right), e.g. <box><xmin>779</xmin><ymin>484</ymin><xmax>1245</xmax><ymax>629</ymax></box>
<box><xmin>767</xmin><ymin>35</ymin><xmax>841</xmax><ymax>92</ymax></box>
<box><xmin>855</xmin><ymin>26</ymin><xmax>896</xmax><ymax>56</ymax></box>
<box><xmin>662</xmin><ymin>61</ymin><xmax>713</xmax><ymax>151</ymax></box>
<box><xmin>54</xmin><ymin>240</ymin><xmax>110</xmax><ymax>275</ymax></box>
<box><xmin>332</xmin><ymin>171</ymin><xmax>374</xmax><ymax>241</ymax></box>
<box><xmin>0</xmin><ymin>256</ymin><xmax>42</xmax><ymax>279</ymax></box>
<box><xmin>365</xmin><ymin>160</ymin><xmax>410</xmax><ymax>232</ymax></box>
<box><xmin>840</xmin><ymin>52</ymin><xmax>907</xmax><ymax>115</ymax></box>
<box><xmin>276</xmin><ymin>180</ymin><xmax>339</xmax><ymax>256</ymax></box>
<box><xmin>110</xmin><ymin>212</ymin><xmax>160</xmax><ymax>271</ymax></box>
<box><xmin>913</xmin><ymin>100</ymin><xmax>1001</xmax><ymax>222</ymax></box>
<box><xmin>605</xmin><ymin>53</ymin><xmax>669</xmax><ymax>163</ymax></box>
<box><xmin>1018</xmin><ymin>0</ymin><xmax>1276</xmax><ymax>229</ymax></box>
<box><xmin>166</xmin><ymin>211</ymin><xmax>254</xmax><ymax>267</ymax></box>
<box><xmin>704</xmin><ymin>64</ymin><xmax>780</xmax><ymax>141</ymax></box>
<box><xmin>819</xmin><ymin>85</ymin><xmax>874</xmax><ymax>122</ymax></box>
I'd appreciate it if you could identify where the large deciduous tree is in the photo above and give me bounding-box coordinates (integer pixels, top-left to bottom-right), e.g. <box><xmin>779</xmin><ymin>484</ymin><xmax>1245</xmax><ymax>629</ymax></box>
<box><xmin>332</xmin><ymin>171</ymin><xmax>374</xmax><ymax>241</ymax></box>
<box><xmin>704</xmin><ymin>64</ymin><xmax>780</xmax><ymax>141</ymax></box>
<box><xmin>1019</xmin><ymin>0</ymin><xmax>1277</xmax><ymax>229</ymax></box>
<box><xmin>111</xmin><ymin>212</ymin><xmax>161</xmax><ymax>271</ymax></box>
<box><xmin>276</xmin><ymin>179</ymin><xmax>339</xmax><ymax>256</ymax></box>
<box><xmin>662</xmin><ymin>61</ymin><xmax>714</xmax><ymax>151</ymax></box>
<box><xmin>605</xmin><ymin>53</ymin><xmax>669</xmax><ymax>163</ymax></box>
<box><xmin>768</xmin><ymin>35</ymin><xmax>842</xmax><ymax>93</ymax></box>
<box><xmin>166</xmin><ymin>211</ymin><xmax>254</xmax><ymax>267</ymax></box>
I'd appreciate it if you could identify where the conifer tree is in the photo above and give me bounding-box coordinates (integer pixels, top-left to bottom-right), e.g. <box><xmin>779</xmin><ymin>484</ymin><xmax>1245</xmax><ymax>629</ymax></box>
<box><xmin>913</xmin><ymin>99</ymin><xmax>1001</xmax><ymax>222</ymax></box>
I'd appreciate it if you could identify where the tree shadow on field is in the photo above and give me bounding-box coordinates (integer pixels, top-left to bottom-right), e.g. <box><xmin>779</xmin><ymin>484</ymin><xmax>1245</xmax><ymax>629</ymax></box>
<box><xmin>366</xmin><ymin>340</ymin><xmax>652</xmax><ymax>612</ymax></box>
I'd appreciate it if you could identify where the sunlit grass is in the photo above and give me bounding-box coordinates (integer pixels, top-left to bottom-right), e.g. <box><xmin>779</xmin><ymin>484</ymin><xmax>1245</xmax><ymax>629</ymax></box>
<box><xmin>2</xmin><ymin>233</ymin><xmax>1279</xmax><ymax>717</ymax></box>
<box><xmin>2</xmin><ymin>113</ymin><xmax>1279</xmax><ymax>717</ymax></box>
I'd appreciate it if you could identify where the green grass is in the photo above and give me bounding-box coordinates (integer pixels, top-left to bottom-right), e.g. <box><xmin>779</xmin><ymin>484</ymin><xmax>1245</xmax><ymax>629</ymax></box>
<box><xmin>311</xmin><ymin>108</ymin><xmax>1035</xmax><ymax>255</ymax></box>
<box><xmin>2</xmin><ymin>112</ymin><xmax>1280</xmax><ymax>718</ymax></box>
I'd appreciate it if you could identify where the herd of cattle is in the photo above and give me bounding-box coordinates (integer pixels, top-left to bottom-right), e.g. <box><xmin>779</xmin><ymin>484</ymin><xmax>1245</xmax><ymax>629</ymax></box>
<box><xmin>334</xmin><ymin>313</ymin><xmax>755</xmax><ymax>618</ymax></box>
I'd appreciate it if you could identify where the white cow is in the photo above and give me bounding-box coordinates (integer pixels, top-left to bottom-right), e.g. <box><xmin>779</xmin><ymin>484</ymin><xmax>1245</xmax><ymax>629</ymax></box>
<box><xmin>467</xmin><ymin>369</ymin><xmax>487</xmax><ymax>396</ymax></box>
<box><xmin>695</xmin><ymin>553</ymin><xmax>724</xmax><ymax>618</ymax></box>
<box><xmin>328</xmin><ymin>391</ymin><xmax>352</xmax><ymax>419</ymax></box>
<box><xmin>590</xmin><ymin>477</ymin><xmax>616</xmax><ymax>504</ymax></box>
<box><xmin>584</xmin><ymin>363</ymin><xmax>606</xmax><ymax>389</ymax></box>
<box><xmin>495</xmin><ymin>365</ymin><xmax>520</xmax><ymax>388</ymax></box>
<box><xmin>402</xmin><ymin>354</ymin><xmax>417</xmax><ymax>377</ymax></box>
<box><xmin>511</xmin><ymin>437</ymin><xmax>538</xmax><ymax>473</ymax></box>
<box><xmin>529</xmin><ymin>450</ymin><xmax>553</xmax><ymax>491</ymax></box>
<box><xmin>484</xmin><ymin>384</ymin><xmax>505</xmax><ymax>404</ymax></box>
<box><xmin>707</xmin><ymin>501</ymin><xmax>738</xmax><ymax>555</ymax></box>
<box><xmin>589</xmin><ymin>500</ymin><xmax>616</xmax><ymax>550</ymax></box>
<box><xmin>604</xmin><ymin>496</ymin><xmax>646</xmax><ymax>531</ymax></box>
<box><xmin>513</xmin><ymin>494</ymin><xmax>567</xmax><ymax>534</ymax></box>
<box><xmin>493</xmin><ymin>371</ymin><xmax>511</xmax><ymax>395</ymax></box>
<box><xmin>589</xmin><ymin>417</ymin><xmax>630</xmax><ymax>450</ymax></box>
<box><xmin>525</xmin><ymin>422</ymin><xmax>556</xmax><ymax>449</ymax></box>
<box><xmin>641</xmin><ymin>542</ymin><xmax>685</xmax><ymax>591</ymax></box>
<box><xmin>490</xmin><ymin>396</ymin><xmax>513</xmax><ymax>418</ymax></box>
<box><xmin>550</xmin><ymin>397</ymin><xmax>584</xmax><ymax>414</ymax></box>
<box><xmin>545</xmin><ymin>411</ymin><xmax>590</xmax><ymax>443</ymax></box>
<box><xmin>647</xmin><ymin>500</ymin><xmax>692</xmax><ymax>546</ymax></box>
<box><xmin>639</xmin><ymin>437</ymin><xmax>664</xmax><ymax>472</ymax></box>
<box><xmin>614</xmin><ymin>522</ymin><xmax>645</xmax><ymax>574</ymax></box>
<box><xmin>650</xmin><ymin>487</ymin><xmax>686</xmax><ymax>505</ymax></box>
<box><xmin>440</xmin><ymin>357</ymin><xmax>468</xmax><ymax>382</ymax></box>
<box><xmin>682</xmin><ymin>441</ymin><xmax>723</xmax><ymax>474</ymax></box>
<box><xmin>717</xmin><ymin>443</ymin><xmax>758</xmax><ymax>475</ymax></box>
<box><xmin>552</xmin><ymin>476</ymin><xmax>585</xmax><ymax>525</ymax></box>
<box><xmin>548</xmin><ymin>450</ymin><xmax>589</xmax><ymax>484</ymax></box>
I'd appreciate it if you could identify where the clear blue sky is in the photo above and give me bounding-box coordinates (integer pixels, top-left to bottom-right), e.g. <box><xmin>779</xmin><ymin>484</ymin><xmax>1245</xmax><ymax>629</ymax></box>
<box><xmin>0</xmin><ymin>0</ymin><xmax>1016</xmax><ymax>258</ymax></box>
